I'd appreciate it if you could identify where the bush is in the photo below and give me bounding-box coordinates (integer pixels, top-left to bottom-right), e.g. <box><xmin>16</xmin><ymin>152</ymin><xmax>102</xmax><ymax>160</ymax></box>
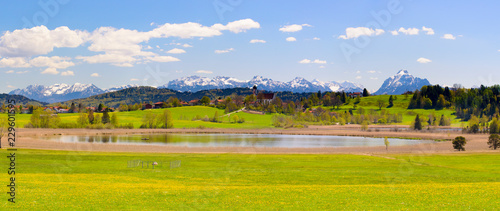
<box><xmin>24</xmin><ymin>122</ymin><xmax>35</xmax><ymax>128</ymax></box>
<box><xmin>57</xmin><ymin>122</ymin><xmax>79</xmax><ymax>129</ymax></box>
<box><xmin>117</xmin><ymin>123</ymin><xmax>134</xmax><ymax>129</ymax></box>
<box><xmin>272</xmin><ymin>115</ymin><xmax>294</xmax><ymax>128</ymax></box>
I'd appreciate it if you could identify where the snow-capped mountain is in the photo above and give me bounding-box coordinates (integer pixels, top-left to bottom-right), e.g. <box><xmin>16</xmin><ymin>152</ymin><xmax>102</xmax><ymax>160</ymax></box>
<box><xmin>374</xmin><ymin>70</ymin><xmax>431</xmax><ymax>95</ymax></box>
<box><xmin>162</xmin><ymin>75</ymin><xmax>364</xmax><ymax>93</ymax></box>
<box><xmin>9</xmin><ymin>83</ymin><xmax>105</xmax><ymax>103</ymax></box>
<box><xmin>104</xmin><ymin>84</ymin><xmax>140</xmax><ymax>93</ymax></box>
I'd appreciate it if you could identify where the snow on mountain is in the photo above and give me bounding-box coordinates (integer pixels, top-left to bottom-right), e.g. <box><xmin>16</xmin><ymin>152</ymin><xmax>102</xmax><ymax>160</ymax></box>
<box><xmin>9</xmin><ymin>83</ymin><xmax>105</xmax><ymax>103</ymax></box>
<box><xmin>162</xmin><ymin>75</ymin><xmax>364</xmax><ymax>93</ymax></box>
<box><xmin>10</xmin><ymin>75</ymin><xmax>366</xmax><ymax>103</ymax></box>
<box><xmin>105</xmin><ymin>84</ymin><xmax>140</xmax><ymax>93</ymax></box>
<box><xmin>373</xmin><ymin>70</ymin><xmax>431</xmax><ymax>95</ymax></box>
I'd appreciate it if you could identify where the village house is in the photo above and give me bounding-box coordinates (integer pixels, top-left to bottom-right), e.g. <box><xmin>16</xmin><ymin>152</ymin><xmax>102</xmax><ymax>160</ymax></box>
<box><xmin>154</xmin><ymin>102</ymin><xmax>164</xmax><ymax>109</ymax></box>
<box><xmin>210</xmin><ymin>99</ymin><xmax>225</xmax><ymax>105</ymax></box>
<box><xmin>348</xmin><ymin>92</ymin><xmax>362</xmax><ymax>98</ymax></box>
<box><xmin>260</xmin><ymin>93</ymin><xmax>275</xmax><ymax>104</ymax></box>
<box><xmin>58</xmin><ymin>109</ymin><xmax>70</xmax><ymax>113</ymax></box>
<box><xmin>143</xmin><ymin>103</ymin><xmax>153</xmax><ymax>109</ymax></box>
<box><xmin>188</xmin><ymin>99</ymin><xmax>199</xmax><ymax>106</ymax></box>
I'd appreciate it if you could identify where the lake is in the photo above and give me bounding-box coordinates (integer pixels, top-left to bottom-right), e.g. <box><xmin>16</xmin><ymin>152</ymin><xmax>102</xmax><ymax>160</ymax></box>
<box><xmin>41</xmin><ymin>133</ymin><xmax>434</xmax><ymax>148</ymax></box>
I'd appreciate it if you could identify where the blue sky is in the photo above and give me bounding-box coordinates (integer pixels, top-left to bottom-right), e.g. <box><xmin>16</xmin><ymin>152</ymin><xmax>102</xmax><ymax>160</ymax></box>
<box><xmin>1</xmin><ymin>0</ymin><xmax>500</xmax><ymax>93</ymax></box>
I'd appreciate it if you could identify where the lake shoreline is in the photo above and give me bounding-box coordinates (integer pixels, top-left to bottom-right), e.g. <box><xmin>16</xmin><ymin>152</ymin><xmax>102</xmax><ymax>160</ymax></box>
<box><xmin>9</xmin><ymin>126</ymin><xmax>498</xmax><ymax>154</ymax></box>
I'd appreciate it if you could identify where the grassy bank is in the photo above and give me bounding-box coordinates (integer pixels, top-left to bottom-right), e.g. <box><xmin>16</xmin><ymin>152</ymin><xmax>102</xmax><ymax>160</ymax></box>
<box><xmin>1</xmin><ymin>149</ymin><xmax>499</xmax><ymax>210</ymax></box>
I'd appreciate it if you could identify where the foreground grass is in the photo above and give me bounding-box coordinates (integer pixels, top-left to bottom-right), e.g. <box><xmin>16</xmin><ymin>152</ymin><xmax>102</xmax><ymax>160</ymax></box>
<box><xmin>1</xmin><ymin>150</ymin><xmax>499</xmax><ymax>210</ymax></box>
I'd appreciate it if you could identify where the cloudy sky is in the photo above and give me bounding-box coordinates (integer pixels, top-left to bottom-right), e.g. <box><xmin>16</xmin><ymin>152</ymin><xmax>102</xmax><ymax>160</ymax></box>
<box><xmin>1</xmin><ymin>0</ymin><xmax>500</xmax><ymax>93</ymax></box>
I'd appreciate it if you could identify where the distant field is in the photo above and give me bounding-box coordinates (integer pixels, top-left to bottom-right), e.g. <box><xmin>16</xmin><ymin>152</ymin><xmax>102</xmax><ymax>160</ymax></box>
<box><xmin>2</xmin><ymin>150</ymin><xmax>499</xmax><ymax>210</ymax></box>
<box><xmin>3</xmin><ymin>106</ymin><xmax>276</xmax><ymax>129</ymax></box>
<box><xmin>1</xmin><ymin>95</ymin><xmax>463</xmax><ymax>129</ymax></box>
<box><xmin>321</xmin><ymin>94</ymin><xmax>461</xmax><ymax>126</ymax></box>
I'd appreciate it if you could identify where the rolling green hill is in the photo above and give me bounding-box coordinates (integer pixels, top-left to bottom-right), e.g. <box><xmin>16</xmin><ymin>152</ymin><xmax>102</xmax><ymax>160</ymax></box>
<box><xmin>0</xmin><ymin>94</ymin><xmax>47</xmax><ymax>106</ymax></box>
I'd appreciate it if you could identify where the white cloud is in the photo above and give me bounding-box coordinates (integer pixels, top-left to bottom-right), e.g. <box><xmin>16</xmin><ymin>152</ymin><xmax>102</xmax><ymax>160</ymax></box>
<box><xmin>313</xmin><ymin>37</ymin><xmax>320</xmax><ymax>40</ymax></box>
<box><xmin>0</xmin><ymin>26</ymin><xmax>89</xmax><ymax>57</ymax></box>
<box><xmin>356</xmin><ymin>70</ymin><xmax>361</xmax><ymax>74</ymax></box>
<box><xmin>355</xmin><ymin>76</ymin><xmax>362</xmax><ymax>79</ymax></box>
<box><xmin>398</xmin><ymin>27</ymin><xmax>419</xmax><ymax>35</ymax></box>
<box><xmin>210</xmin><ymin>19</ymin><xmax>261</xmax><ymax>33</ymax></box>
<box><xmin>299</xmin><ymin>59</ymin><xmax>311</xmax><ymax>64</ymax></box>
<box><xmin>417</xmin><ymin>57</ymin><xmax>432</xmax><ymax>63</ymax></box>
<box><xmin>338</xmin><ymin>27</ymin><xmax>384</xmax><ymax>39</ymax></box>
<box><xmin>7</xmin><ymin>85</ymin><xmax>15</xmax><ymax>88</ymax></box>
<box><xmin>319</xmin><ymin>66</ymin><xmax>325</xmax><ymax>68</ymax></box>
<box><xmin>82</xmin><ymin>19</ymin><xmax>259</xmax><ymax>66</ymax></box>
<box><xmin>91</xmin><ymin>73</ymin><xmax>100</xmax><ymax>77</ymax></box>
<box><xmin>422</xmin><ymin>26</ymin><xmax>435</xmax><ymax>35</ymax></box>
<box><xmin>182</xmin><ymin>44</ymin><xmax>193</xmax><ymax>48</ymax></box>
<box><xmin>6</xmin><ymin>70</ymin><xmax>28</xmax><ymax>74</ymax></box>
<box><xmin>0</xmin><ymin>57</ymin><xmax>31</xmax><ymax>68</ymax></box>
<box><xmin>312</xmin><ymin>59</ymin><xmax>326</xmax><ymax>64</ymax></box>
<box><xmin>442</xmin><ymin>34</ymin><xmax>456</xmax><ymax>40</ymax></box>
<box><xmin>367</xmin><ymin>70</ymin><xmax>377</xmax><ymax>73</ymax></box>
<box><xmin>214</xmin><ymin>48</ymin><xmax>234</xmax><ymax>54</ymax></box>
<box><xmin>370</xmin><ymin>77</ymin><xmax>378</xmax><ymax>80</ymax></box>
<box><xmin>0</xmin><ymin>19</ymin><xmax>260</xmax><ymax>67</ymax></box>
<box><xmin>130</xmin><ymin>78</ymin><xmax>139</xmax><ymax>81</ymax></box>
<box><xmin>250</xmin><ymin>39</ymin><xmax>266</xmax><ymax>43</ymax></box>
<box><xmin>196</xmin><ymin>70</ymin><xmax>213</xmax><ymax>74</ymax></box>
<box><xmin>279</xmin><ymin>24</ymin><xmax>311</xmax><ymax>33</ymax></box>
<box><xmin>61</xmin><ymin>71</ymin><xmax>74</xmax><ymax>76</ymax></box>
<box><xmin>41</xmin><ymin>67</ymin><xmax>59</xmax><ymax>75</ymax></box>
<box><xmin>391</xmin><ymin>30</ymin><xmax>399</xmax><ymax>35</ymax></box>
<box><xmin>299</xmin><ymin>59</ymin><xmax>326</xmax><ymax>64</ymax></box>
<box><xmin>76</xmin><ymin>54</ymin><xmax>137</xmax><ymax>66</ymax></box>
<box><xmin>286</xmin><ymin>37</ymin><xmax>297</xmax><ymax>42</ymax></box>
<box><xmin>29</xmin><ymin>56</ymin><xmax>74</xmax><ymax>69</ymax></box>
<box><xmin>146</xmin><ymin>56</ymin><xmax>180</xmax><ymax>63</ymax></box>
<box><xmin>166</xmin><ymin>48</ymin><xmax>186</xmax><ymax>54</ymax></box>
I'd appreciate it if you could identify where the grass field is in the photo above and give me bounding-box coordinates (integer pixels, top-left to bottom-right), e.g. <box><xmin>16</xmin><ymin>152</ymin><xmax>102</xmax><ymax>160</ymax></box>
<box><xmin>3</xmin><ymin>106</ymin><xmax>277</xmax><ymax>129</ymax></box>
<box><xmin>2</xmin><ymin>94</ymin><xmax>464</xmax><ymax>129</ymax></box>
<box><xmin>326</xmin><ymin>94</ymin><xmax>461</xmax><ymax>126</ymax></box>
<box><xmin>1</xmin><ymin>149</ymin><xmax>499</xmax><ymax>210</ymax></box>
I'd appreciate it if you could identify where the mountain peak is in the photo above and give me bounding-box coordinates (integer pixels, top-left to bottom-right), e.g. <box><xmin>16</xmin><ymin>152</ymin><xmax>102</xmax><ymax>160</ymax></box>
<box><xmin>374</xmin><ymin>70</ymin><xmax>431</xmax><ymax>95</ymax></box>
<box><xmin>397</xmin><ymin>69</ymin><xmax>409</xmax><ymax>75</ymax></box>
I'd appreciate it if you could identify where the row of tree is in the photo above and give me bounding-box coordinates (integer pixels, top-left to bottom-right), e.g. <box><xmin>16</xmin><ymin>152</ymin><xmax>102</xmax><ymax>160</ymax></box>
<box><xmin>409</xmin><ymin>85</ymin><xmax>500</xmax><ymax>122</ymax></box>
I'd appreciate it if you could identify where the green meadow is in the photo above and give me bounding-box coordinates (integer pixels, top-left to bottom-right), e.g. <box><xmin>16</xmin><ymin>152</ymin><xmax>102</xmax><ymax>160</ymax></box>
<box><xmin>1</xmin><ymin>150</ymin><xmax>499</xmax><ymax>210</ymax></box>
<box><xmin>2</xmin><ymin>95</ymin><xmax>463</xmax><ymax>129</ymax></box>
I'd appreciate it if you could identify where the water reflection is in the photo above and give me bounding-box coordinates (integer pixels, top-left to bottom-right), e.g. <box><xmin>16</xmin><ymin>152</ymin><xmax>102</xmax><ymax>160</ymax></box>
<box><xmin>43</xmin><ymin>133</ymin><xmax>434</xmax><ymax>148</ymax></box>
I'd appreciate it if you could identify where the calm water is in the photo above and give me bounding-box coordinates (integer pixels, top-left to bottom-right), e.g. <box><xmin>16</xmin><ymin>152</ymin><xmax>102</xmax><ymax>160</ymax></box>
<box><xmin>42</xmin><ymin>133</ymin><xmax>434</xmax><ymax>148</ymax></box>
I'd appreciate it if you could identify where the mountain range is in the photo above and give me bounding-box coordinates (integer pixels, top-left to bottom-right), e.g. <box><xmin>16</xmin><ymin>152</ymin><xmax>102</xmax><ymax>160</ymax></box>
<box><xmin>8</xmin><ymin>70</ymin><xmax>430</xmax><ymax>103</ymax></box>
<box><xmin>8</xmin><ymin>83</ymin><xmax>139</xmax><ymax>103</ymax></box>
<box><xmin>160</xmin><ymin>75</ymin><xmax>365</xmax><ymax>93</ymax></box>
